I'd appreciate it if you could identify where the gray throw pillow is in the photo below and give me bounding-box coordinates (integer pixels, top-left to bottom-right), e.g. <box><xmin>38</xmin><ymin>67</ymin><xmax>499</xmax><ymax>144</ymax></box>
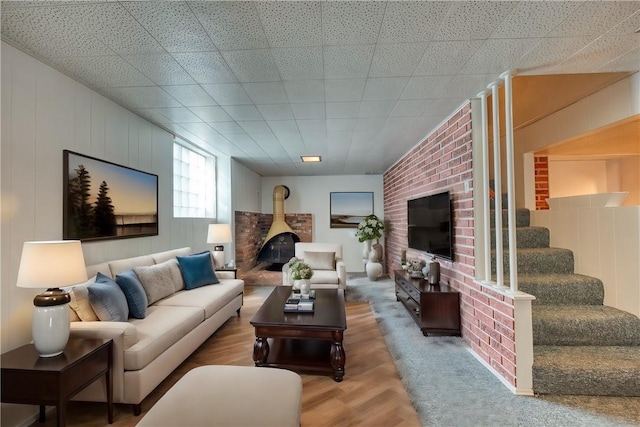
<box><xmin>88</xmin><ymin>273</ymin><xmax>129</xmax><ymax>322</ymax></box>
<box><xmin>134</xmin><ymin>262</ymin><xmax>177</xmax><ymax>305</ymax></box>
<box><xmin>304</xmin><ymin>251</ymin><xmax>336</xmax><ymax>270</ymax></box>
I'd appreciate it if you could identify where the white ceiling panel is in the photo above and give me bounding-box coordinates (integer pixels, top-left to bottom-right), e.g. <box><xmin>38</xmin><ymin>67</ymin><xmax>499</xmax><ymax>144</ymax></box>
<box><xmin>2</xmin><ymin>0</ymin><xmax>637</xmax><ymax>176</ymax></box>
<box><xmin>272</xmin><ymin>47</ymin><xmax>324</xmax><ymax>80</ymax></box>
<box><xmin>369</xmin><ymin>43</ymin><xmax>430</xmax><ymax>77</ymax></box>
<box><xmin>47</xmin><ymin>56</ymin><xmax>154</xmax><ymax>88</ymax></box>
<box><xmin>257</xmin><ymin>1</ymin><xmax>322</xmax><ymax>48</ymax></box>
<box><xmin>323</xmin><ymin>45</ymin><xmax>375</xmax><ymax>79</ymax></box>
<box><xmin>188</xmin><ymin>1</ymin><xmax>268</xmax><ymax>50</ymax></box>
<box><xmin>62</xmin><ymin>3</ymin><xmax>163</xmax><ymax>55</ymax></box>
<box><xmin>221</xmin><ymin>49</ymin><xmax>281</xmax><ymax>82</ymax></box>
<box><xmin>161</xmin><ymin>85</ymin><xmax>218</xmax><ymax>107</ymax></box>
<box><xmin>324</xmin><ymin>79</ymin><xmax>366</xmax><ymax>102</ymax></box>
<box><xmin>172</xmin><ymin>52</ymin><xmax>237</xmax><ymax>84</ymax></box>
<box><xmin>201</xmin><ymin>83</ymin><xmax>252</xmax><ymax>105</ymax></box>
<box><xmin>188</xmin><ymin>106</ymin><xmax>233</xmax><ymax>123</ymax></box>
<box><xmin>122</xmin><ymin>53</ymin><xmax>196</xmax><ymax>85</ymax></box>
<box><xmin>122</xmin><ymin>1</ymin><xmax>216</xmax><ymax>53</ymax></box>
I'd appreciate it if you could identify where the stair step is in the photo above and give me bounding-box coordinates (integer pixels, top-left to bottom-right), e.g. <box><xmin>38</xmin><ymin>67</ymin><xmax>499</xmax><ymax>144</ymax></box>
<box><xmin>533</xmin><ymin>345</ymin><xmax>640</xmax><ymax>396</ymax></box>
<box><xmin>491</xmin><ymin>248</ymin><xmax>574</xmax><ymax>275</ymax></box>
<box><xmin>490</xmin><ymin>226</ymin><xmax>549</xmax><ymax>249</ymax></box>
<box><xmin>516</xmin><ymin>274</ymin><xmax>604</xmax><ymax>305</ymax></box>
<box><xmin>489</xmin><ymin>208</ymin><xmax>530</xmax><ymax>228</ymax></box>
<box><xmin>532</xmin><ymin>305</ymin><xmax>640</xmax><ymax>346</ymax></box>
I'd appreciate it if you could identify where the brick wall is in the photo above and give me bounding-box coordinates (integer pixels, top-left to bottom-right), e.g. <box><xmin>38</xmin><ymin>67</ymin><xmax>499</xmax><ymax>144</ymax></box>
<box><xmin>234</xmin><ymin>211</ymin><xmax>312</xmax><ymax>274</ymax></box>
<box><xmin>383</xmin><ymin>102</ymin><xmax>518</xmax><ymax>388</ymax></box>
<box><xmin>534</xmin><ymin>155</ymin><xmax>549</xmax><ymax>210</ymax></box>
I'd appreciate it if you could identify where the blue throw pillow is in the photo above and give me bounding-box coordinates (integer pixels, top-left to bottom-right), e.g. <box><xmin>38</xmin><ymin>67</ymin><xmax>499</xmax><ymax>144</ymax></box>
<box><xmin>115</xmin><ymin>270</ymin><xmax>148</xmax><ymax>319</ymax></box>
<box><xmin>176</xmin><ymin>251</ymin><xmax>219</xmax><ymax>290</ymax></box>
<box><xmin>88</xmin><ymin>273</ymin><xmax>129</xmax><ymax>321</ymax></box>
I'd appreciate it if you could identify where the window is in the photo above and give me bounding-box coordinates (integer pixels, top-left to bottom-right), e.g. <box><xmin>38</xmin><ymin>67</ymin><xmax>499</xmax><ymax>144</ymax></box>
<box><xmin>173</xmin><ymin>140</ymin><xmax>215</xmax><ymax>218</ymax></box>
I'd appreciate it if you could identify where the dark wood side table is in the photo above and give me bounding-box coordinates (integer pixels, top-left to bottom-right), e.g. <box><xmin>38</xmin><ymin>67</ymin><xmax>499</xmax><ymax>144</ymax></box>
<box><xmin>1</xmin><ymin>337</ymin><xmax>113</xmax><ymax>426</ymax></box>
<box><xmin>216</xmin><ymin>267</ymin><xmax>238</xmax><ymax>279</ymax></box>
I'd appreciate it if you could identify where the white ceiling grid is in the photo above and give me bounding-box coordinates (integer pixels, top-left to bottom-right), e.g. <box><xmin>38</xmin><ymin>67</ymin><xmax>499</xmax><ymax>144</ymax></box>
<box><xmin>1</xmin><ymin>0</ymin><xmax>639</xmax><ymax>176</ymax></box>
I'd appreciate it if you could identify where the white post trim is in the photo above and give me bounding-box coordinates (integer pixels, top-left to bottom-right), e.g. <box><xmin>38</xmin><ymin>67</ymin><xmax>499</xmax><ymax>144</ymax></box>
<box><xmin>477</xmin><ymin>91</ymin><xmax>492</xmax><ymax>283</ymax></box>
<box><xmin>501</xmin><ymin>70</ymin><xmax>518</xmax><ymax>292</ymax></box>
<box><xmin>488</xmin><ymin>81</ymin><xmax>504</xmax><ymax>287</ymax></box>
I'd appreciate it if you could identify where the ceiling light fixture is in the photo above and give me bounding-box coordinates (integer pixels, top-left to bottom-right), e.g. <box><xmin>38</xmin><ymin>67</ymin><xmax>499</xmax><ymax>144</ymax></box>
<box><xmin>301</xmin><ymin>156</ymin><xmax>321</xmax><ymax>163</ymax></box>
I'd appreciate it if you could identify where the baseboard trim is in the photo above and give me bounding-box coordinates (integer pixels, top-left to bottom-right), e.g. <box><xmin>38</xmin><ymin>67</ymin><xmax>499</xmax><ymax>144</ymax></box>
<box><xmin>466</xmin><ymin>348</ymin><xmax>534</xmax><ymax>396</ymax></box>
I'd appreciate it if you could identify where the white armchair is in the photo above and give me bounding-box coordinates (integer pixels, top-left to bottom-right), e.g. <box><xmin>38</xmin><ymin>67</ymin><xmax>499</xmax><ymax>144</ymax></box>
<box><xmin>282</xmin><ymin>243</ymin><xmax>347</xmax><ymax>290</ymax></box>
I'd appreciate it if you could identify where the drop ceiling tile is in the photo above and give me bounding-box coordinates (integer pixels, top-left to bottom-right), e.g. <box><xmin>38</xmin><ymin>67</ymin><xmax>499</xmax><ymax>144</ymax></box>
<box><xmin>209</xmin><ymin>121</ymin><xmax>246</xmax><ymax>134</ymax></box>
<box><xmin>439</xmin><ymin>75</ymin><xmax>496</xmax><ymax>99</ymax></box>
<box><xmin>423</xmin><ymin>98</ymin><xmax>467</xmax><ymax>117</ymax></box>
<box><xmin>122</xmin><ymin>53</ymin><xmax>196</xmax><ymax>85</ymax></box>
<box><xmin>516</xmin><ymin>36</ymin><xmax>595</xmax><ymax>75</ymax></box>
<box><xmin>47</xmin><ymin>56</ymin><xmax>154</xmax><ymax>88</ymax></box>
<box><xmin>325</xmin><ymin>79</ymin><xmax>366</xmax><ymax>102</ymax></box>
<box><xmin>378</xmin><ymin>1</ymin><xmax>451</xmax><ymax>43</ymax></box>
<box><xmin>154</xmin><ymin>107</ymin><xmax>202</xmax><ymax>123</ymax></box>
<box><xmin>256</xmin><ymin>104</ymin><xmax>295</xmax><ymax>121</ymax></box>
<box><xmin>121</xmin><ymin>1</ymin><xmax>215</xmax><ymax>52</ymax></box>
<box><xmin>283</xmin><ymin>80</ymin><xmax>325</xmax><ymax>103</ymax></box>
<box><xmin>322</xmin><ymin>1</ymin><xmax>386</xmax><ymax>45</ymax></box>
<box><xmin>201</xmin><ymin>83</ymin><xmax>252</xmax><ymax>105</ymax></box>
<box><xmin>242</xmin><ymin>82</ymin><xmax>289</xmax><ymax>104</ymax></box>
<box><xmin>323</xmin><ymin>45</ymin><xmax>375</xmax><ymax>79</ymax></box>
<box><xmin>297</xmin><ymin>119</ymin><xmax>326</xmax><ymax>136</ymax></box>
<box><xmin>390</xmin><ymin>100</ymin><xmax>427</xmax><ymax>117</ymax></box>
<box><xmin>358</xmin><ymin>101</ymin><xmax>395</xmax><ymax>118</ymax></box>
<box><xmin>62</xmin><ymin>3</ymin><xmax>163</xmax><ymax>54</ymax></box>
<box><xmin>362</xmin><ymin>77</ymin><xmax>409</xmax><ymax>101</ymax></box>
<box><xmin>435</xmin><ymin>1</ymin><xmax>517</xmax><ymax>41</ymax></box>
<box><xmin>598</xmin><ymin>46</ymin><xmax>640</xmax><ymax>73</ymax></box>
<box><xmin>549</xmin><ymin>1</ymin><xmax>640</xmax><ymax>37</ymax></box>
<box><xmin>100</xmin><ymin>86</ymin><xmax>181</xmax><ymax>109</ymax></box>
<box><xmin>172</xmin><ymin>52</ymin><xmax>237</xmax><ymax>84</ymax></box>
<box><xmin>180</xmin><ymin>123</ymin><xmax>229</xmax><ymax>146</ymax></box>
<box><xmin>400</xmin><ymin>76</ymin><xmax>454</xmax><ymax>100</ymax></box>
<box><xmin>161</xmin><ymin>85</ymin><xmax>217</xmax><ymax>107</ymax></box>
<box><xmin>188</xmin><ymin>1</ymin><xmax>268</xmax><ymax>50</ymax></box>
<box><xmin>414</xmin><ymin>40</ymin><xmax>485</xmax><ymax>76</ymax></box>
<box><xmin>291</xmin><ymin>103</ymin><xmax>326</xmax><ymax>120</ymax></box>
<box><xmin>1</xmin><ymin>7</ymin><xmax>113</xmax><ymax>58</ymax></box>
<box><xmin>355</xmin><ymin>117</ymin><xmax>385</xmax><ymax>132</ymax></box>
<box><xmin>188</xmin><ymin>106</ymin><xmax>233</xmax><ymax>122</ymax></box>
<box><xmin>134</xmin><ymin>108</ymin><xmax>173</xmax><ymax>124</ymax></box>
<box><xmin>256</xmin><ymin>1</ymin><xmax>322</xmax><ymax>47</ymax></box>
<box><xmin>221</xmin><ymin>105</ymin><xmax>263</xmax><ymax>121</ymax></box>
<box><xmin>267</xmin><ymin>120</ymin><xmax>300</xmax><ymax>135</ymax></box>
<box><xmin>272</xmin><ymin>47</ymin><xmax>323</xmax><ymax>80</ymax></box>
<box><xmin>491</xmin><ymin>1</ymin><xmax>582</xmax><ymax>39</ymax></box>
<box><xmin>326</xmin><ymin>102</ymin><xmax>360</xmax><ymax>119</ymax></box>
<box><xmin>237</xmin><ymin>121</ymin><xmax>273</xmax><ymax>135</ymax></box>
<box><xmin>326</xmin><ymin>118</ymin><xmax>357</xmax><ymax>132</ymax></box>
<box><xmin>369</xmin><ymin>43</ymin><xmax>429</xmax><ymax>77</ymax></box>
<box><xmin>220</xmin><ymin>49</ymin><xmax>281</xmax><ymax>82</ymax></box>
<box><xmin>384</xmin><ymin>116</ymin><xmax>421</xmax><ymax>130</ymax></box>
<box><xmin>459</xmin><ymin>38</ymin><xmax>541</xmax><ymax>75</ymax></box>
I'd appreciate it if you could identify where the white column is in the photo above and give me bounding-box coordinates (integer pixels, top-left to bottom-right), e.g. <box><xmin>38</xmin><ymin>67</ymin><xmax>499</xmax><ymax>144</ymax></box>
<box><xmin>488</xmin><ymin>81</ymin><xmax>504</xmax><ymax>287</ymax></box>
<box><xmin>477</xmin><ymin>91</ymin><xmax>492</xmax><ymax>283</ymax></box>
<box><xmin>501</xmin><ymin>70</ymin><xmax>518</xmax><ymax>292</ymax></box>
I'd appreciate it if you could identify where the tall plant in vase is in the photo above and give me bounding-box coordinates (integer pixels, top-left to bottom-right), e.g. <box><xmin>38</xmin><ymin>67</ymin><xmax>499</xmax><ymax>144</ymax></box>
<box><xmin>355</xmin><ymin>214</ymin><xmax>385</xmax><ymax>262</ymax></box>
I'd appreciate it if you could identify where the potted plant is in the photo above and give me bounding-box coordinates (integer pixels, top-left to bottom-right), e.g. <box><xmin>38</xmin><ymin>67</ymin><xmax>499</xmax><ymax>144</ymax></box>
<box><xmin>355</xmin><ymin>214</ymin><xmax>385</xmax><ymax>261</ymax></box>
<box><xmin>288</xmin><ymin>259</ymin><xmax>313</xmax><ymax>296</ymax></box>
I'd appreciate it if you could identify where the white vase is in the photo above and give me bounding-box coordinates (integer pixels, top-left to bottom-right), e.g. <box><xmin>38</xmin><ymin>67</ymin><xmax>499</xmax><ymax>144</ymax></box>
<box><xmin>293</xmin><ymin>279</ymin><xmax>301</xmax><ymax>291</ymax></box>
<box><xmin>299</xmin><ymin>279</ymin><xmax>311</xmax><ymax>297</ymax></box>
<box><xmin>366</xmin><ymin>262</ymin><xmax>383</xmax><ymax>281</ymax></box>
<box><xmin>362</xmin><ymin>240</ymin><xmax>372</xmax><ymax>259</ymax></box>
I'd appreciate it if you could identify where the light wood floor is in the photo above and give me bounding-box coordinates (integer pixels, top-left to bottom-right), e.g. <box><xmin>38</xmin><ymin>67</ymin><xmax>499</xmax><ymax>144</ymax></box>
<box><xmin>32</xmin><ymin>286</ymin><xmax>421</xmax><ymax>427</ymax></box>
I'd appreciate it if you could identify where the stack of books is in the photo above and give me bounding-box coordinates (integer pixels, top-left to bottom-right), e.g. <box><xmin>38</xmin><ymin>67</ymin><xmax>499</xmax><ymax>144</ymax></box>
<box><xmin>284</xmin><ymin>292</ymin><xmax>315</xmax><ymax>313</ymax></box>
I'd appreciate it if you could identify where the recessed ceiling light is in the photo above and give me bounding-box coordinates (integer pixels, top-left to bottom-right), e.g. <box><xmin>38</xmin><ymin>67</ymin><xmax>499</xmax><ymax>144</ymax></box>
<box><xmin>301</xmin><ymin>155</ymin><xmax>321</xmax><ymax>163</ymax></box>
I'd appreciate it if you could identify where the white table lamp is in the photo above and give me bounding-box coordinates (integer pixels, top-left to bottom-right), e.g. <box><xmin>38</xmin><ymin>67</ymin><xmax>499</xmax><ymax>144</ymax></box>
<box><xmin>17</xmin><ymin>240</ymin><xmax>87</xmax><ymax>357</ymax></box>
<box><xmin>207</xmin><ymin>224</ymin><xmax>232</xmax><ymax>269</ymax></box>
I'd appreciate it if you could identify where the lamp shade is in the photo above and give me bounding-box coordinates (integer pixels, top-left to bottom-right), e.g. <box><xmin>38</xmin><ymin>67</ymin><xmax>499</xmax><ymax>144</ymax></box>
<box><xmin>207</xmin><ymin>224</ymin><xmax>232</xmax><ymax>244</ymax></box>
<box><xmin>17</xmin><ymin>240</ymin><xmax>88</xmax><ymax>289</ymax></box>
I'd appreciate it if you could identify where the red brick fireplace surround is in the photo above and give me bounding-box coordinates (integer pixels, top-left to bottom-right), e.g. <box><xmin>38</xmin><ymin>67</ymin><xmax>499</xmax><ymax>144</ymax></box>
<box><xmin>384</xmin><ymin>102</ymin><xmax>519</xmax><ymax>388</ymax></box>
<box><xmin>234</xmin><ymin>211</ymin><xmax>312</xmax><ymax>281</ymax></box>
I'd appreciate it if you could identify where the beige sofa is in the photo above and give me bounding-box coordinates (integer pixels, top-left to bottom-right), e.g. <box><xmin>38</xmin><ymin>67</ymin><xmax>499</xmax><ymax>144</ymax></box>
<box><xmin>282</xmin><ymin>242</ymin><xmax>346</xmax><ymax>289</ymax></box>
<box><xmin>68</xmin><ymin>247</ymin><xmax>244</xmax><ymax>414</ymax></box>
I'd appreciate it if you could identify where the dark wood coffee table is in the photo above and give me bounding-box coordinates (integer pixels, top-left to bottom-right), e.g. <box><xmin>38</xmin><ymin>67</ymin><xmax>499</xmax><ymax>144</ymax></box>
<box><xmin>250</xmin><ymin>286</ymin><xmax>347</xmax><ymax>381</ymax></box>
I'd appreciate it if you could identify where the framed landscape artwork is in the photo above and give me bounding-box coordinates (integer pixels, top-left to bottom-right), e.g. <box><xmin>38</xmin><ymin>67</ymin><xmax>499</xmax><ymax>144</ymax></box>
<box><xmin>330</xmin><ymin>192</ymin><xmax>374</xmax><ymax>228</ymax></box>
<box><xmin>63</xmin><ymin>150</ymin><xmax>158</xmax><ymax>241</ymax></box>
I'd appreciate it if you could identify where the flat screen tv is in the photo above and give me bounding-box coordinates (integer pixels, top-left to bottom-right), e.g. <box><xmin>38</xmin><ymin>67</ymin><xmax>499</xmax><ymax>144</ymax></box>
<box><xmin>407</xmin><ymin>191</ymin><xmax>453</xmax><ymax>261</ymax></box>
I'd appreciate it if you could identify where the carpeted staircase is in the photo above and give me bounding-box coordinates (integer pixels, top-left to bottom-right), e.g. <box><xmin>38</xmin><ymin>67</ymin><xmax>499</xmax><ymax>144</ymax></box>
<box><xmin>490</xmin><ymin>207</ymin><xmax>640</xmax><ymax>396</ymax></box>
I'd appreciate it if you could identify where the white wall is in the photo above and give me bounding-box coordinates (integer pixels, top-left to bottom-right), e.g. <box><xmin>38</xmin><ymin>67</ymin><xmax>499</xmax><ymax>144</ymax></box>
<box><xmin>1</xmin><ymin>43</ymin><xmax>234</xmax><ymax>425</ymax></box>
<box><xmin>261</xmin><ymin>175</ymin><xmax>384</xmax><ymax>272</ymax></box>
<box><xmin>231</xmin><ymin>159</ymin><xmax>262</xmax><ymax>214</ymax></box>
<box><xmin>548</xmin><ymin>159</ymin><xmax>609</xmax><ymax>198</ymax></box>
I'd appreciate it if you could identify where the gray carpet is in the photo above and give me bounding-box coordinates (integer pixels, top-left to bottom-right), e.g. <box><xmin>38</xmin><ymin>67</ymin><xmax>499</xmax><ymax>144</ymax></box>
<box><xmin>346</xmin><ymin>274</ymin><xmax>640</xmax><ymax>427</ymax></box>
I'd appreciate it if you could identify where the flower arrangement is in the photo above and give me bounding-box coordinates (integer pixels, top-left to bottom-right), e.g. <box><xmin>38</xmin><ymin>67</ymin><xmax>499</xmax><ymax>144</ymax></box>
<box><xmin>355</xmin><ymin>214</ymin><xmax>385</xmax><ymax>242</ymax></box>
<box><xmin>288</xmin><ymin>258</ymin><xmax>314</xmax><ymax>280</ymax></box>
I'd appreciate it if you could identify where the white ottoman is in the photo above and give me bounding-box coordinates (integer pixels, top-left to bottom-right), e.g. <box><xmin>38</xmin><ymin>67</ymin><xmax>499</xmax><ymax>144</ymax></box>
<box><xmin>136</xmin><ymin>366</ymin><xmax>302</xmax><ymax>427</ymax></box>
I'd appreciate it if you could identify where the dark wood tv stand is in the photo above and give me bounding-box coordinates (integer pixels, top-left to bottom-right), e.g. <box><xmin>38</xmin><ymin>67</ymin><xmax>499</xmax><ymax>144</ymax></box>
<box><xmin>394</xmin><ymin>269</ymin><xmax>461</xmax><ymax>336</ymax></box>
